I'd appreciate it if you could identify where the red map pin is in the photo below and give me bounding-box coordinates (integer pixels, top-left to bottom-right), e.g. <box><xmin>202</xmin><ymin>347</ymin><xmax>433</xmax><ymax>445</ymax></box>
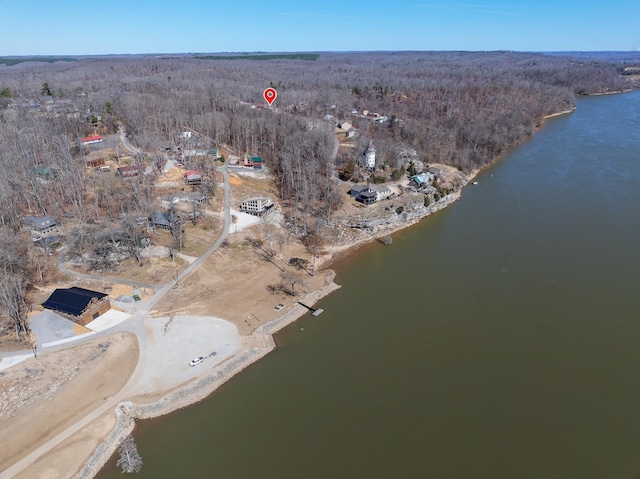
<box><xmin>263</xmin><ymin>87</ymin><xmax>277</xmax><ymax>106</ymax></box>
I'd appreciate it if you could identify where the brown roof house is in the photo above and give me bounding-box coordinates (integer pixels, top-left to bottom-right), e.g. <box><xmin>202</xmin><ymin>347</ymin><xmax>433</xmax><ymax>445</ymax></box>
<box><xmin>239</xmin><ymin>155</ymin><xmax>263</xmax><ymax>169</ymax></box>
<box><xmin>42</xmin><ymin>286</ymin><xmax>111</xmax><ymax>326</ymax></box>
<box><xmin>117</xmin><ymin>165</ymin><xmax>140</xmax><ymax>178</ymax></box>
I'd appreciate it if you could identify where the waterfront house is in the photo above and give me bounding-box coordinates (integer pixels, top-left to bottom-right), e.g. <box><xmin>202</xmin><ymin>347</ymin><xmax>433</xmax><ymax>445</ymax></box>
<box><xmin>42</xmin><ymin>286</ymin><xmax>110</xmax><ymax>326</ymax></box>
<box><xmin>371</xmin><ymin>185</ymin><xmax>391</xmax><ymax>201</ymax></box>
<box><xmin>410</xmin><ymin>172</ymin><xmax>435</xmax><ymax>189</ymax></box>
<box><xmin>349</xmin><ymin>184</ymin><xmax>369</xmax><ymax>198</ymax></box>
<box><xmin>350</xmin><ymin>184</ymin><xmax>390</xmax><ymax>205</ymax></box>
<box><xmin>356</xmin><ymin>189</ymin><xmax>377</xmax><ymax>205</ymax></box>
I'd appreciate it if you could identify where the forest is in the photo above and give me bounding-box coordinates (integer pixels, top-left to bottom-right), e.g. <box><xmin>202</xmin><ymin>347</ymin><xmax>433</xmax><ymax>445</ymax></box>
<box><xmin>0</xmin><ymin>50</ymin><xmax>637</xmax><ymax>339</ymax></box>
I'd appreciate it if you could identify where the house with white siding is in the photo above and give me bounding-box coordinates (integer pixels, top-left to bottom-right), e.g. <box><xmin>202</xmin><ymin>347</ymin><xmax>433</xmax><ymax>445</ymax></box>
<box><xmin>240</xmin><ymin>197</ymin><xmax>273</xmax><ymax>216</ymax></box>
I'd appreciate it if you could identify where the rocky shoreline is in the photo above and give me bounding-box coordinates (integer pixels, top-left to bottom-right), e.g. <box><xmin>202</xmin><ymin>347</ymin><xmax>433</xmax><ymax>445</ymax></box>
<box><xmin>75</xmin><ymin>278</ymin><xmax>341</xmax><ymax>479</ymax></box>
<box><xmin>73</xmin><ymin>175</ymin><xmax>471</xmax><ymax>479</ymax></box>
<box><xmin>74</xmin><ymin>196</ymin><xmax>463</xmax><ymax>479</ymax></box>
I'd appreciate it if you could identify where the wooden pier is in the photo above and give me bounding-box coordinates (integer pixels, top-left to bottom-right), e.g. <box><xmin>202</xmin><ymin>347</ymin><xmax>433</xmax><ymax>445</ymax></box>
<box><xmin>298</xmin><ymin>302</ymin><xmax>324</xmax><ymax>317</ymax></box>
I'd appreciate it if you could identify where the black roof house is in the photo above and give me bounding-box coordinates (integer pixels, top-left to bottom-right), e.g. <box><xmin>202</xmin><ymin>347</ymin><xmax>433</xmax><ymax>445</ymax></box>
<box><xmin>42</xmin><ymin>287</ymin><xmax>108</xmax><ymax>317</ymax></box>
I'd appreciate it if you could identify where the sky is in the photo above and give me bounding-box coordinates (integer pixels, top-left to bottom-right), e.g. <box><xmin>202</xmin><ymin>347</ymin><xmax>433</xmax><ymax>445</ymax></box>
<box><xmin>0</xmin><ymin>0</ymin><xmax>639</xmax><ymax>55</ymax></box>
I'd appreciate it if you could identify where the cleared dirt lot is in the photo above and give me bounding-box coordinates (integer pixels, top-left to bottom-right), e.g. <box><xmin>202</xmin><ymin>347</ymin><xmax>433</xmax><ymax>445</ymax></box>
<box><xmin>153</xmin><ymin>225</ymin><xmax>332</xmax><ymax>336</ymax></box>
<box><xmin>0</xmin><ymin>334</ymin><xmax>137</xmax><ymax>474</ymax></box>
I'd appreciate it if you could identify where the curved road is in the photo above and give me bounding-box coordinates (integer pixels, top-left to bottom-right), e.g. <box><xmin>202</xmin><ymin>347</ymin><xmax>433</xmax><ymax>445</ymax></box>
<box><xmin>0</xmin><ymin>165</ymin><xmax>231</xmax><ymax>479</ymax></box>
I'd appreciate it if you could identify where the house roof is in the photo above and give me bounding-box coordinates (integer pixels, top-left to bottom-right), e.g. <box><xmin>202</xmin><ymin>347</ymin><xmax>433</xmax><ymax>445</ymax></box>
<box><xmin>31</xmin><ymin>167</ymin><xmax>58</xmax><ymax>177</ymax></box>
<box><xmin>181</xmin><ymin>192</ymin><xmax>206</xmax><ymax>202</ymax></box>
<box><xmin>412</xmin><ymin>173</ymin><xmax>432</xmax><ymax>185</ymax></box>
<box><xmin>35</xmin><ymin>235</ymin><xmax>59</xmax><ymax>247</ymax></box>
<box><xmin>165</xmin><ymin>192</ymin><xmax>206</xmax><ymax>203</ymax></box>
<box><xmin>42</xmin><ymin>287</ymin><xmax>107</xmax><ymax>316</ymax></box>
<box><xmin>184</xmin><ymin>170</ymin><xmax>202</xmax><ymax>178</ymax></box>
<box><xmin>366</xmin><ymin>140</ymin><xmax>376</xmax><ymax>152</ymax></box>
<box><xmin>81</xmin><ymin>135</ymin><xmax>103</xmax><ymax>143</ymax></box>
<box><xmin>149</xmin><ymin>211</ymin><xmax>180</xmax><ymax>226</ymax></box>
<box><xmin>118</xmin><ymin>165</ymin><xmax>139</xmax><ymax>173</ymax></box>
<box><xmin>372</xmin><ymin>185</ymin><xmax>391</xmax><ymax>194</ymax></box>
<box><xmin>241</xmin><ymin>196</ymin><xmax>271</xmax><ymax>204</ymax></box>
<box><xmin>23</xmin><ymin>215</ymin><xmax>56</xmax><ymax>230</ymax></box>
<box><xmin>149</xmin><ymin>211</ymin><xmax>170</xmax><ymax>226</ymax></box>
<box><xmin>349</xmin><ymin>184</ymin><xmax>369</xmax><ymax>194</ymax></box>
<box><xmin>250</xmin><ymin>157</ymin><xmax>262</xmax><ymax>163</ymax></box>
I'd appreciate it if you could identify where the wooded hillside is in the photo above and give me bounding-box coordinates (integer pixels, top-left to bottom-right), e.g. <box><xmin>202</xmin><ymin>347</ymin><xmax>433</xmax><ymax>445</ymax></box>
<box><xmin>0</xmin><ymin>51</ymin><xmax>636</xmax><ymax>339</ymax></box>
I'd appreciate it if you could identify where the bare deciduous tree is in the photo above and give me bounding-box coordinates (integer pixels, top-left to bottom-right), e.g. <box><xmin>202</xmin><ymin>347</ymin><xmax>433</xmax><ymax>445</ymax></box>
<box><xmin>0</xmin><ymin>229</ymin><xmax>33</xmax><ymax>338</ymax></box>
<box><xmin>116</xmin><ymin>435</ymin><xmax>143</xmax><ymax>474</ymax></box>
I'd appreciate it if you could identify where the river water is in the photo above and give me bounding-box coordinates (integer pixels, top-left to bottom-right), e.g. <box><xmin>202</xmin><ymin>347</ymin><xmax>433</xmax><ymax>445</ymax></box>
<box><xmin>98</xmin><ymin>90</ymin><xmax>640</xmax><ymax>479</ymax></box>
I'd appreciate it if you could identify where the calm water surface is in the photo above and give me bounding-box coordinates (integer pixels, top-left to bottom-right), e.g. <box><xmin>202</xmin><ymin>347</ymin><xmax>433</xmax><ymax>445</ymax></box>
<box><xmin>99</xmin><ymin>91</ymin><xmax>640</xmax><ymax>479</ymax></box>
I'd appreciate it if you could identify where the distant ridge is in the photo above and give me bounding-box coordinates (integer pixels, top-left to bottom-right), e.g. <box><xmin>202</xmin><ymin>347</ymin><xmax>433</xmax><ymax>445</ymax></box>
<box><xmin>545</xmin><ymin>51</ymin><xmax>640</xmax><ymax>62</ymax></box>
<box><xmin>194</xmin><ymin>53</ymin><xmax>319</xmax><ymax>61</ymax></box>
<box><xmin>0</xmin><ymin>57</ymin><xmax>77</xmax><ymax>66</ymax></box>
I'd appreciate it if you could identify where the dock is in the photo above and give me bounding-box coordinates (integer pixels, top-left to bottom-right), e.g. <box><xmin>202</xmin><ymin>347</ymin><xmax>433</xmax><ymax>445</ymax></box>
<box><xmin>298</xmin><ymin>302</ymin><xmax>324</xmax><ymax>317</ymax></box>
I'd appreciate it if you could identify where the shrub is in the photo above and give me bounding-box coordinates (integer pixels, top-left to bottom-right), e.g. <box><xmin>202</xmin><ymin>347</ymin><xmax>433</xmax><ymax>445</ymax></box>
<box><xmin>391</xmin><ymin>166</ymin><xmax>405</xmax><ymax>181</ymax></box>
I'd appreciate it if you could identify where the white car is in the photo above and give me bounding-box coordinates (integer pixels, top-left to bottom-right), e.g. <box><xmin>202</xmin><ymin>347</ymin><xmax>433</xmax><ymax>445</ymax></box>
<box><xmin>189</xmin><ymin>356</ymin><xmax>204</xmax><ymax>367</ymax></box>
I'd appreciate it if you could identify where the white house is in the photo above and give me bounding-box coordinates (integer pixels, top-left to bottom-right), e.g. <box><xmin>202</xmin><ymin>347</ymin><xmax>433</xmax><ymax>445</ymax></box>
<box><xmin>346</xmin><ymin>128</ymin><xmax>359</xmax><ymax>139</ymax></box>
<box><xmin>81</xmin><ymin>135</ymin><xmax>103</xmax><ymax>145</ymax></box>
<box><xmin>364</xmin><ymin>141</ymin><xmax>376</xmax><ymax>169</ymax></box>
<box><xmin>371</xmin><ymin>185</ymin><xmax>391</xmax><ymax>201</ymax></box>
<box><xmin>240</xmin><ymin>197</ymin><xmax>274</xmax><ymax>216</ymax></box>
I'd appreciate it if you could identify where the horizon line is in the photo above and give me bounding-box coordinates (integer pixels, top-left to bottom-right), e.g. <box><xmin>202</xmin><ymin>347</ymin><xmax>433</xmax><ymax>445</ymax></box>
<box><xmin>1</xmin><ymin>49</ymin><xmax>639</xmax><ymax>58</ymax></box>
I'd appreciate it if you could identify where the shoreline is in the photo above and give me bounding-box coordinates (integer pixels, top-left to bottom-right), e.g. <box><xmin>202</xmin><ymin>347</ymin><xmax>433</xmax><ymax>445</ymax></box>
<box><xmin>55</xmin><ymin>106</ymin><xmax>582</xmax><ymax>478</ymax></box>
<box><xmin>76</xmin><ymin>196</ymin><xmax>467</xmax><ymax>479</ymax></box>
<box><xmin>75</xmin><ymin>278</ymin><xmax>341</xmax><ymax>478</ymax></box>
<box><xmin>542</xmin><ymin>108</ymin><xmax>576</xmax><ymax>119</ymax></box>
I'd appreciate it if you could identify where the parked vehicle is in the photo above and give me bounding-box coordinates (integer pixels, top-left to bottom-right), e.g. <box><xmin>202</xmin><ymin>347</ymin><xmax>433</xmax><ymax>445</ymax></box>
<box><xmin>189</xmin><ymin>356</ymin><xmax>204</xmax><ymax>367</ymax></box>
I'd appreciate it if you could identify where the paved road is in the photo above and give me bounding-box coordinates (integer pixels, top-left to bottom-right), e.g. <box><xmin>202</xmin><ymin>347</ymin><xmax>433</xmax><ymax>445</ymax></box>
<box><xmin>145</xmin><ymin>165</ymin><xmax>230</xmax><ymax>310</ymax></box>
<box><xmin>0</xmin><ymin>164</ymin><xmax>232</xmax><ymax>479</ymax></box>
